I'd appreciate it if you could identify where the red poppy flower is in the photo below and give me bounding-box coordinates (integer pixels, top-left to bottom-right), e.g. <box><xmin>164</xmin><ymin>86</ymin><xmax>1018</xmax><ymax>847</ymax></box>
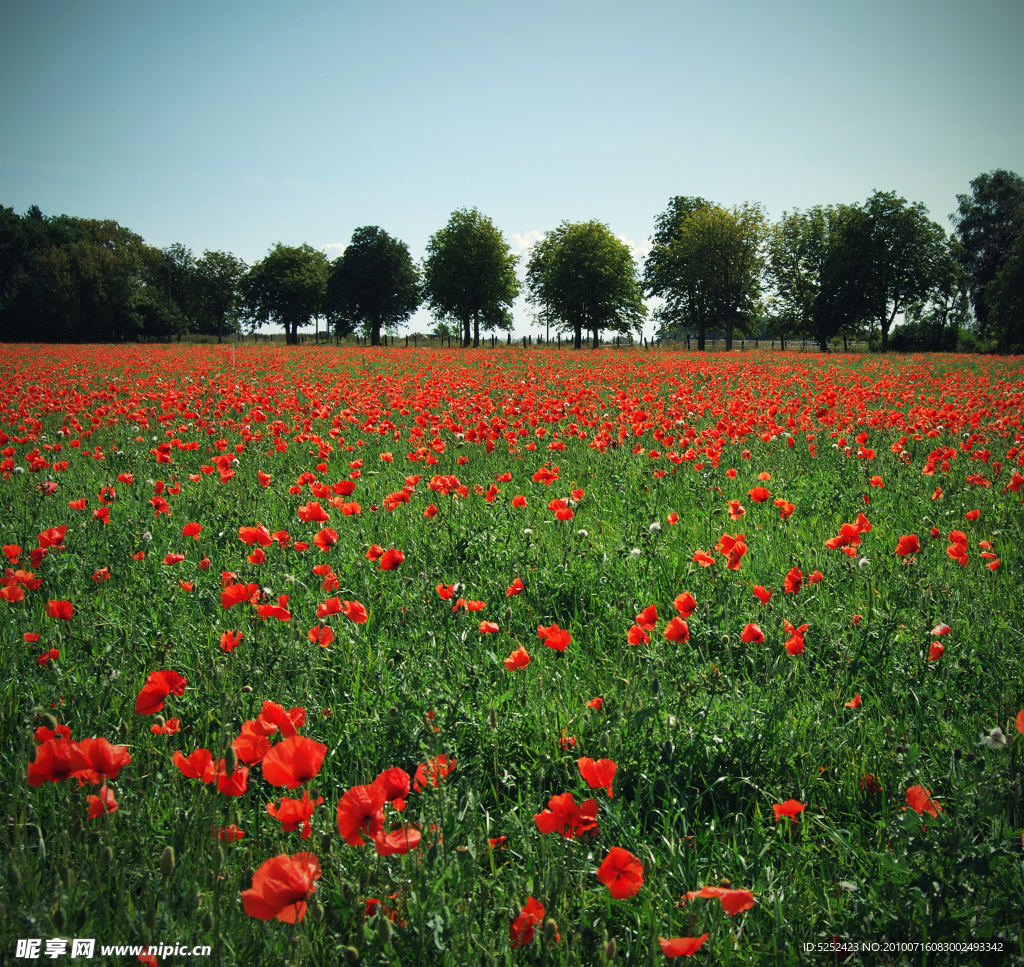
<box><xmin>379</xmin><ymin>548</ymin><xmax>405</xmax><ymax>570</ymax></box>
<box><xmin>752</xmin><ymin>585</ymin><xmax>771</xmax><ymax>605</ymax></box>
<box><xmin>504</xmin><ymin>645</ymin><xmax>530</xmax><ymax>670</ymax></box>
<box><xmin>242</xmin><ymin>852</ymin><xmax>322</xmax><ymax>923</ymax></box>
<box><xmin>150</xmin><ymin>717</ymin><xmax>180</xmax><ymax>736</ymax></box>
<box><xmin>257</xmin><ymin>595</ymin><xmax>292</xmax><ymax>621</ymax></box>
<box><xmin>253</xmin><ymin>700</ymin><xmax>306</xmax><ymax>738</ymax></box>
<box><xmin>659</xmin><ymin>934</ymin><xmax>710</xmax><ymax>957</ymax></box>
<box><xmin>748</xmin><ymin>486</ymin><xmax>770</xmax><ymax>502</ymax></box>
<box><xmin>844</xmin><ymin>693</ymin><xmax>862</xmax><ymax>709</ymax></box>
<box><xmin>510</xmin><ymin>897</ymin><xmax>546</xmax><ymax>948</ymax></box>
<box><xmin>596</xmin><ymin>846</ymin><xmax>644</xmax><ymax>899</ymax></box>
<box><xmin>238</xmin><ymin>524</ymin><xmax>273</xmax><ymax>547</ymax></box>
<box><xmin>740</xmin><ymin>623</ymin><xmax>764</xmax><ymax>643</ymax></box>
<box><xmin>38</xmin><ymin>526</ymin><xmax>68</xmax><ymax>549</ymax></box>
<box><xmin>46</xmin><ymin>600</ymin><xmax>74</xmax><ymax>620</ymax></box>
<box><xmin>715</xmin><ymin>532</ymin><xmax>748</xmax><ymax>570</ymax></box>
<box><xmin>684</xmin><ymin>885</ymin><xmax>756</xmax><ymax>916</ymax></box>
<box><xmin>692</xmin><ymin>549</ymin><xmax>714</xmax><ymax>567</ymax></box>
<box><xmin>232</xmin><ymin>731</ymin><xmax>271</xmax><ymax>765</ymax></box>
<box><xmin>336</xmin><ymin>783</ymin><xmax>387</xmax><ymax>845</ymax></box>
<box><xmin>182</xmin><ymin>522</ymin><xmax>203</xmax><ymax>539</ymax></box>
<box><xmin>316</xmin><ymin>597</ymin><xmax>341</xmax><ymax>618</ymax></box>
<box><xmin>808</xmin><ymin>570</ymin><xmax>824</xmax><ymax>584</ymax></box>
<box><xmin>308</xmin><ymin>625</ymin><xmax>335</xmax><ymax>648</ymax></box>
<box><xmin>374</xmin><ymin>766</ymin><xmax>411</xmax><ymax>810</ymax></box>
<box><xmin>342</xmin><ymin>600</ymin><xmax>368</xmax><ymax>623</ymax></box>
<box><xmin>512</xmin><ymin>494</ymin><xmax>527</xmax><ymax>508</ymax></box>
<box><xmin>220</xmin><ymin>630</ymin><xmax>243</xmax><ymax>652</ymax></box>
<box><xmin>479</xmin><ymin>620</ymin><xmax>500</xmax><ymax>634</ymax></box>
<box><xmin>578</xmin><ymin>757</ymin><xmax>617</xmax><ymax>797</ymax></box>
<box><xmin>928</xmin><ymin>642</ymin><xmax>945</xmax><ymax>661</ymax></box>
<box><xmin>37</xmin><ymin>647</ymin><xmax>59</xmax><ymax>666</ymax></box>
<box><xmin>895</xmin><ymin>534</ymin><xmax>920</xmax><ymax>556</ymax></box>
<box><xmin>422</xmin><ymin>503</ymin><xmax>439</xmax><ymax>518</ymax></box>
<box><xmin>663</xmin><ymin>617</ymin><xmax>690</xmax><ymax>642</ymax></box>
<box><xmin>312</xmin><ymin>528</ymin><xmax>338</xmax><ymax>552</ymax></box>
<box><xmin>507</xmin><ymin>577</ymin><xmax>525</xmax><ymax>597</ymax></box>
<box><xmin>365</xmin><ymin>544</ymin><xmax>384</xmax><ymax>562</ymax></box>
<box><xmin>538</xmin><ymin>623</ymin><xmax>571</xmax><ymax>651</ymax></box>
<box><xmin>772</xmin><ymin>799</ymin><xmax>805</xmax><ymax>822</ymax></box>
<box><xmin>68</xmin><ymin>498</ymin><xmax>87</xmax><ymax>511</ymax></box>
<box><xmin>667</xmin><ymin>596</ymin><xmax>695</xmax><ymax>624</ymax></box>
<box><xmin>261</xmin><ymin>735</ymin><xmax>328</xmax><ymax>789</ymax></box>
<box><xmin>375</xmin><ymin>824</ymin><xmax>422</xmax><ymax>856</ymax></box>
<box><xmin>860</xmin><ymin>773</ymin><xmax>882</xmax><ymax>795</ymax></box>
<box><xmin>587</xmin><ymin>697</ymin><xmax>603</xmax><ymax>711</ymax></box>
<box><xmin>413</xmin><ymin>754</ymin><xmax>455</xmax><ymax>792</ymax></box>
<box><xmin>964</xmin><ymin>509</ymin><xmax>980</xmax><ymax>521</ymax></box>
<box><xmin>267</xmin><ymin>790</ymin><xmax>325</xmax><ymax>839</ymax></box>
<box><xmin>297</xmin><ymin>502</ymin><xmax>330</xmax><ymax>523</ymax></box>
<box><xmin>173</xmin><ymin>748</ymin><xmax>215</xmax><ymax>782</ymax></box>
<box><xmin>533</xmin><ymin>792</ymin><xmax>599</xmax><ymax>839</ymax></box>
<box><xmin>87</xmin><ymin>785</ymin><xmax>118</xmax><ymax>820</ymax></box>
<box><xmin>27</xmin><ymin>738</ymin><xmax>89</xmax><ymax>785</ymax></box>
<box><xmin>77</xmin><ymin>736</ymin><xmax>132</xmax><ymax>782</ymax></box>
<box><xmin>135</xmin><ymin>669</ymin><xmax>187</xmax><ymax>715</ymax></box>
<box><xmin>783</xmin><ymin>566</ymin><xmax>802</xmax><ymax>595</ymax></box>
<box><xmin>221</xmin><ymin>582</ymin><xmax>259</xmax><ymax>609</ymax></box>
<box><xmin>627</xmin><ymin>623</ymin><xmax>649</xmax><ymax>646</ymax></box>
<box><xmin>634</xmin><ymin>604</ymin><xmax>658</xmax><ymax>631</ymax></box>
<box><xmin>214</xmin><ymin>760</ymin><xmax>249</xmax><ymax>797</ymax></box>
<box><xmin>931</xmin><ymin>623</ymin><xmax>951</xmax><ymax>636</ymax></box>
<box><xmin>906</xmin><ymin>784</ymin><xmax>941</xmax><ymax>818</ymax></box>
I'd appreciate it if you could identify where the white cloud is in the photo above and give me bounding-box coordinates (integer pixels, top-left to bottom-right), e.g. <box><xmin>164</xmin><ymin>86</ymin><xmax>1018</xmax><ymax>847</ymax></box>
<box><xmin>322</xmin><ymin>243</ymin><xmax>346</xmax><ymax>259</ymax></box>
<box><xmin>510</xmin><ymin>230</ymin><xmax>544</xmax><ymax>255</ymax></box>
<box><xmin>617</xmin><ymin>235</ymin><xmax>654</xmax><ymax>262</ymax></box>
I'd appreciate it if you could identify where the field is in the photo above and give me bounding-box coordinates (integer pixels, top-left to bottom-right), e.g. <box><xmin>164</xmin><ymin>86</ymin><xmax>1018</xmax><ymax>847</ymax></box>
<box><xmin>1</xmin><ymin>345</ymin><xmax>1022</xmax><ymax>966</ymax></box>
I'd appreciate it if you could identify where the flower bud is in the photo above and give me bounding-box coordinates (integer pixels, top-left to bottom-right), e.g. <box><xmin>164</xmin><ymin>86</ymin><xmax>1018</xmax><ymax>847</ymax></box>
<box><xmin>543</xmin><ymin>918</ymin><xmax>559</xmax><ymax>941</ymax></box>
<box><xmin>102</xmin><ymin>846</ymin><xmax>114</xmax><ymax>867</ymax></box>
<box><xmin>604</xmin><ymin>938</ymin><xmax>617</xmax><ymax>960</ymax></box>
<box><xmin>41</xmin><ymin>713</ymin><xmax>58</xmax><ymax>731</ymax></box>
<box><xmin>224</xmin><ymin>746</ymin><xmax>237</xmax><ymax>777</ymax></box>
<box><xmin>488</xmin><ymin>707</ymin><xmax>498</xmax><ymax>730</ymax></box>
<box><xmin>376</xmin><ymin>912</ymin><xmax>393</xmax><ymax>945</ymax></box>
<box><xmin>320</xmin><ymin>832</ymin><xmax>333</xmax><ymax>854</ymax></box>
<box><xmin>52</xmin><ymin>907</ymin><xmax>66</xmax><ymax>931</ymax></box>
<box><xmin>201</xmin><ymin>911</ymin><xmax>214</xmax><ymax>932</ymax></box>
<box><xmin>160</xmin><ymin>845</ymin><xmax>175</xmax><ymax>880</ymax></box>
<box><xmin>342</xmin><ymin>947</ymin><xmax>360</xmax><ymax>965</ymax></box>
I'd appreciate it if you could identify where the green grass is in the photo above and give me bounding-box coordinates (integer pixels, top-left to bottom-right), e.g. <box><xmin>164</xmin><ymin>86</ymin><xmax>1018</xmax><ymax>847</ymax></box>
<box><xmin>1</xmin><ymin>345</ymin><xmax>1022</xmax><ymax>966</ymax></box>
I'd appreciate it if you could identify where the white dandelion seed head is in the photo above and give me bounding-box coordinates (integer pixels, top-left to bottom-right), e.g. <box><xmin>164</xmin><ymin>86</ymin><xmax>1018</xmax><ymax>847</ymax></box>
<box><xmin>262</xmin><ymin>586</ymin><xmax>273</xmax><ymax>598</ymax></box>
<box><xmin>630</xmin><ymin>548</ymin><xmax>642</xmax><ymax>559</ymax></box>
<box><xmin>980</xmin><ymin>727</ymin><xmax>1007</xmax><ymax>750</ymax></box>
<box><xmin>151</xmin><ymin>436</ymin><xmax>158</xmax><ymax>442</ymax></box>
<box><xmin>142</xmin><ymin>531</ymin><xmax>152</xmax><ymax>542</ymax></box>
<box><xmin>13</xmin><ymin>466</ymin><xmax>23</xmax><ymax>474</ymax></box>
<box><xmin>649</xmin><ymin>521</ymin><xmax>661</xmax><ymax>533</ymax></box>
<box><xmin>523</xmin><ymin>528</ymin><xmax>533</xmax><ymax>537</ymax></box>
<box><xmin>858</xmin><ymin>557</ymin><xmax>870</xmax><ymax>568</ymax></box>
<box><xmin>577</xmin><ymin>529</ymin><xmax>589</xmax><ymax>538</ymax></box>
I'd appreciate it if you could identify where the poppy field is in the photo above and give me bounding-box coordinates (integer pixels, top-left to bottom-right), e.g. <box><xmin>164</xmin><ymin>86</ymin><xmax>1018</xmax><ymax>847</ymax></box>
<box><xmin>2</xmin><ymin>344</ymin><xmax>1023</xmax><ymax>966</ymax></box>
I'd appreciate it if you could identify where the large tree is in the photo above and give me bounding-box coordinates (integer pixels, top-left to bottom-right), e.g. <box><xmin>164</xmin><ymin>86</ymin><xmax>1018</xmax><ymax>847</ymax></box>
<box><xmin>860</xmin><ymin>191</ymin><xmax>949</xmax><ymax>353</ymax></box>
<box><xmin>525</xmin><ymin>220</ymin><xmax>645</xmax><ymax>350</ymax></box>
<box><xmin>984</xmin><ymin>207</ymin><xmax>1024</xmax><ymax>352</ymax></box>
<box><xmin>767</xmin><ymin>205</ymin><xmax>875</xmax><ymax>351</ymax></box>
<box><xmin>243</xmin><ymin>243</ymin><xmax>328</xmax><ymax>345</ymax></box>
<box><xmin>195</xmin><ymin>250</ymin><xmax>247</xmax><ymax>342</ymax></box>
<box><xmin>644</xmin><ymin>199</ymin><xmax>766</xmax><ymax>350</ymax></box>
<box><xmin>422</xmin><ymin>208</ymin><xmax>519</xmax><ymax>348</ymax></box>
<box><xmin>950</xmin><ymin>169</ymin><xmax>1024</xmax><ymax>340</ymax></box>
<box><xmin>325</xmin><ymin>226</ymin><xmax>421</xmax><ymax>346</ymax></box>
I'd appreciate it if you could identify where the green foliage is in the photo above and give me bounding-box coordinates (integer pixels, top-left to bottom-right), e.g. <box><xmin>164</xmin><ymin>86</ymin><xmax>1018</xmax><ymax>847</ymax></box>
<box><xmin>325</xmin><ymin>227</ymin><xmax>421</xmax><ymax>347</ymax></box>
<box><xmin>422</xmin><ymin>208</ymin><xmax>519</xmax><ymax>348</ymax></box>
<box><xmin>951</xmin><ymin>169</ymin><xmax>1024</xmax><ymax>339</ymax></box>
<box><xmin>194</xmin><ymin>251</ymin><xmax>247</xmax><ymax>342</ymax></box>
<box><xmin>525</xmin><ymin>221</ymin><xmax>646</xmax><ymax>350</ymax></box>
<box><xmin>242</xmin><ymin>244</ymin><xmax>328</xmax><ymax>345</ymax></box>
<box><xmin>644</xmin><ymin>199</ymin><xmax>767</xmax><ymax>350</ymax></box>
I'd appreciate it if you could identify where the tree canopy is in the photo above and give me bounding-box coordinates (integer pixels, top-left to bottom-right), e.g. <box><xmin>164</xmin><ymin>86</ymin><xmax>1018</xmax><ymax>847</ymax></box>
<box><xmin>243</xmin><ymin>243</ymin><xmax>328</xmax><ymax>345</ymax></box>
<box><xmin>525</xmin><ymin>220</ymin><xmax>645</xmax><ymax>349</ymax></box>
<box><xmin>325</xmin><ymin>226</ymin><xmax>421</xmax><ymax>346</ymax></box>
<box><xmin>422</xmin><ymin>208</ymin><xmax>519</xmax><ymax>348</ymax></box>
<box><xmin>644</xmin><ymin>199</ymin><xmax>766</xmax><ymax>350</ymax></box>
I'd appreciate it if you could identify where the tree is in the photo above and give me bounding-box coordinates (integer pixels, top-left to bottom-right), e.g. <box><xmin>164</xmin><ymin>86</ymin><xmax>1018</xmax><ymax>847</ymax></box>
<box><xmin>860</xmin><ymin>191</ymin><xmax>949</xmax><ymax>353</ymax></box>
<box><xmin>950</xmin><ymin>169</ymin><xmax>1024</xmax><ymax>339</ymax></box>
<box><xmin>985</xmin><ymin>206</ymin><xmax>1024</xmax><ymax>352</ymax></box>
<box><xmin>325</xmin><ymin>227</ymin><xmax>421</xmax><ymax>346</ymax></box>
<box><xmin>767</xmin><ymin>205</ymin><xmax>876</xmax><ymax>351</ymax></box>
<box><xmin>644</xmin><ymin>199</ymin><xmax>766</xmax><ymax>350</ymax></box>
<box><xmin>422</xmin><ymin>208</ymin><xmax>519</xmax><ymax>348</ymax></box>
<box><xmin>243</xmin><ymin>243</ymin><xmax>328</xmax><ymax>345</ymax></box>
<box><xmin>525</xmin><ymin>220</ymin><xmax>645</xmax><ymax>349</ymax></box>
<box><xmin>195</xmin><ymin>250</ymin><xmax>247</xmax><ymax>342</ymax></box>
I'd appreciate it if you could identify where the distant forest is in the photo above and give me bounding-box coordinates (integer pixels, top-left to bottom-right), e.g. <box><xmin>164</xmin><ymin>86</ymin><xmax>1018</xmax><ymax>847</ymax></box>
<box><xmin>1</xmin><ymin>169</ymin><xmax>1022</xmax><ymax>351</ymax></box>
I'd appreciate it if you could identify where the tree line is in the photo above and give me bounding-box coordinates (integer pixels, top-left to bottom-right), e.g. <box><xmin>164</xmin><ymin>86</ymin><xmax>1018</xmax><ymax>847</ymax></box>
<box><xmin>1</xmin><ymin>168</ymin><xmax>1022</xmax><ymax>351</ymax></box>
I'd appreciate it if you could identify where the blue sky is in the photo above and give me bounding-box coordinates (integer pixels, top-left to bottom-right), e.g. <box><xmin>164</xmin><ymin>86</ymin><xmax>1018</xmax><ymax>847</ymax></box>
<box><xmin>2</xmin><ymin>0</ymin><xmax>1022</xmax><ymax>336</ymax></box>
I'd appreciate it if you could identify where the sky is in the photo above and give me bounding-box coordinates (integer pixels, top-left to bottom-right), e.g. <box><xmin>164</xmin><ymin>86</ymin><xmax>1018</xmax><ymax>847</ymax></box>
<box><xmin>2</xmin><ymin>0</ymin><xmax>1022</xmax><ymax>337</ymax></box>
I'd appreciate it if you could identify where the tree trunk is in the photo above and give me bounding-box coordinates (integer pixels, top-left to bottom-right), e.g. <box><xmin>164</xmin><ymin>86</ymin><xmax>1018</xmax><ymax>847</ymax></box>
<box><xmin>473</xmin><ymin>311</ymin><xmax>480</xmax><ymax>349</ymax></box>
<box><xmin>592</xmin><ymin>327</ymin><xmax>599</xmax><ymax>350</ymax></box>
<box><xmin>218</xmin><ymin>314</ymin><xmax>223</xmax><ymax>344</ymax></box>
<box><xmin>462</xmin><ymin>314</ymin><xmax>471</xmax><ymax>348</ymax></box>
<box><xmin>698</xmin><ymin>323</ymin><xmax>706</xmax><ymax>352</ymax></box>
<box><xmin>725</xmin><ymin>322</ymin><xmax>733</xmax><ymax>352</ymax></box>
<box><xmin>371</xmin><ymin>318</ymin><xmax>381</xmax><ymax>347</ymax></box>
<box><xmin>574</xmin><ymin>323</ymin><xmax>582</xmax><ymax>350</ymax></box>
